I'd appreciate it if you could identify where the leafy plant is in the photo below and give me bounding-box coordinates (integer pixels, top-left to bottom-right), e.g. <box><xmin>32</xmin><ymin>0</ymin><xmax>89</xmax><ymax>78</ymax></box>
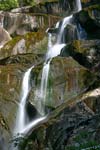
<box><xmin>0</xmin><ymin>0</ymin><xmax>19</xmax><ymax>10</ymax></box>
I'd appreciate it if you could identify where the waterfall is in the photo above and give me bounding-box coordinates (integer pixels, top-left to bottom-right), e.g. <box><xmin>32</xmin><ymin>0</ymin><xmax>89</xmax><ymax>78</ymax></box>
<box><xmin>14</xmin><ymin>12</ymin><xmax>76</xmax><ymax>136</ymax></box>
<box><xmin>57</xmin><ymin>15</ymin><xmax>73</xmax><ymax>44</ymax></box>
<box><xmin>13</xmin><ymin>0</ymin><xmax>82</xmax><ymax>143</ymax></box>
<box><xmin>39</xmin><ymin>61</ymin><xmax>50</xmax><ymax>115</ymax></box>
<box><xmin>33</xmin><ymin>33</ymin><xmax>52</xmax><ymax>117</ymax></box>
<box><xmin>76</xmin><ymin>0</ymin><xmax>82</xmax><ymax>11</ymax></box>
<box><xmin>14</xmin><ymin>66</ymin><xmax>34</xmax><ymax>134</ymax></box>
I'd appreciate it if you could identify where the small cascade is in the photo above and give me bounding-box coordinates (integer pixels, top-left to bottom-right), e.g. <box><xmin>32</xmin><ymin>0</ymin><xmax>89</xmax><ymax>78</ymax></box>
<box><xmin>19</xmin><ymin>116</ymin><xmax>47</xmax><ymax>135</ymax></box>
<box><xmin>57</xmin><ymin>15</ymin><xmax>73</xmax><ymax>44</ymax></box>
<box><xmin>33</xmin><ymin>33</ymin><xmax>53</xmax><ymax>116</ymax></box>
<box><xmin>76</xmin><ymin>0</ymin><xmax>82</xmax><ymax>11</ymax></box>
<box><xmin>39</xmin><ymin>61</ymin><xmax>50</xmax><ymax>115</ymax></box>
<box><xmin>14</xmin><ymin>66</ymin><xmax>34</xmax><ymax>135</ymax></box>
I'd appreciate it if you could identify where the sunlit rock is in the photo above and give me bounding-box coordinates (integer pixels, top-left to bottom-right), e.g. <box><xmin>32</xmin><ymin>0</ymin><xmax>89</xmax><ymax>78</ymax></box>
<box><xmin>0</xmin><ymin>32</ymin><xmax>48</xmax><ymax>59</ymax></box>
<box><xmin>3</xmin><ymin>12</ymin><xmax>60</xmax><ymax>36</ymax></box>
<box><xmin>0</xmin><ymin>27</ymin><xmax>11</xmax><ymax>48</ymax></box>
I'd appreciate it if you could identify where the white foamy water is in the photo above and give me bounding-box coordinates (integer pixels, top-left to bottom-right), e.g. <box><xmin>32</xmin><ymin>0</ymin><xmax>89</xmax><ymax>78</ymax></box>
<box><xmin>57</xmin><ymin>15</ymin><xmax>73</xmax><ymax>43</ymax></box>
<box><xmin>46</xmin><ymin>43</ymin><xmax>66</xmax><ymax>60</ymax></box>
<box><xmin>39</xmin><ymin>62</ymin><xmax>50</xmax><ymax>115</ymax></box>
<box><xmin>19</xmin><ymin>116</ymin><xmax>47</xmax><ymax>135</ymax></box>
<box><xmin>76</xmin><ymin>0</ymin><xmax>82</xmax><ymax>11</ymax></box>
<box><xmin>34</xmin><ymin>34</ymin><xmax>52</xmax><ymax>116</ymax></box>
<box><xmin>14</xmin><ymin>66</ymin><xmax>34</xmax><ymax>134</ymax></box>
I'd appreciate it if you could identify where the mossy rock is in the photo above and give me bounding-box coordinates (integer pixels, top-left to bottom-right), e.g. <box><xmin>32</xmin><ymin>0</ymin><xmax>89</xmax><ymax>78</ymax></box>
<box><xmin>0</xmin><ymin>31</ymin><xmax>48</xmax><ymax>60</ymax></box>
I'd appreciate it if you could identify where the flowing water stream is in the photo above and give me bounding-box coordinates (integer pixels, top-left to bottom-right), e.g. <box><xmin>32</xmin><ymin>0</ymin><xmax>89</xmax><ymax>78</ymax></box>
<box><xmin>14</xmin><ymin>66</ymin><xmax>34</xmax><ymax>134</ymax></box>
<box><xmin>13</xmin><ymin>0</ymin><xmax>82</xmax><ymax>148</ymax></box>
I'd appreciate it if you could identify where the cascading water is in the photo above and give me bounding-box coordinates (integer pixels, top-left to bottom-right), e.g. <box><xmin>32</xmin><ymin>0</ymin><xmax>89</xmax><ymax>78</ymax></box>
<box><xmin>76</xmin><ymin>0</ymin><xmax>82</xmax><ymax>11</ymax></box>
<box><xmin>14</xmin><ymin>66</ymin><xmax>34</xmax><ymax>135</ymax></box>
<box><xmin>34</xmin><ymin>0</ymin><xmax>82</xmax><ymax>120</ymax></box>
<box><xmin>34</xmin><ymin>33</ymin><xmax>53</xmax><ymax>116</ymax></box>
<box><xmin>13</xmin><ymin>0</ymin><xmax>82</xmax><ymax>148</ymax></box>
<box><xmin>37</xmin><ymin>33</ymin><xmax>65</xmax><ymax>116</ymax></box>
<box><xmin>57</xmin><ymin>15</ymin><xmax>73</xmax><ymax>44</ymax></box>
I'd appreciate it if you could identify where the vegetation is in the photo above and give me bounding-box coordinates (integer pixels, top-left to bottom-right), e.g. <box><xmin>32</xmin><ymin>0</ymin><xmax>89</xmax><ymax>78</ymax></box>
<box><xmin>0</xmin><ymin>0</ymin><xmax>19</xmax><ymax>10</ymax></box>
<box><xmin>0</xmin><ymin>0</ymin><xmax>36</xmax><ymax>10</ymax></box>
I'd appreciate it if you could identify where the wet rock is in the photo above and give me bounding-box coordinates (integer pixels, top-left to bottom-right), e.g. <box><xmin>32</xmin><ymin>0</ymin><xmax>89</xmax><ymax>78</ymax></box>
<box><xmin>62</xmin><ymin>24</ymin><xmax>80</xmax><ymax>43</ymax></box>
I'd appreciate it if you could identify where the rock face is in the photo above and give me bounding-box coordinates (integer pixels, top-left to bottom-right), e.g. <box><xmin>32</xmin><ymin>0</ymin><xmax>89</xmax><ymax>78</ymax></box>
<box><xmin>0</xmin><ymin>27</ymin><xmax>11</xmax><ymax>48</ymax></box>
<box><xmin>0</xmin><ymin>1</ymin><xmax>100</xmax><ymax>150</ymax></box>
<box><xmin>3</xmin><ymin>12</ymin><xmax>60</xmax><ymax>36</ymax></box>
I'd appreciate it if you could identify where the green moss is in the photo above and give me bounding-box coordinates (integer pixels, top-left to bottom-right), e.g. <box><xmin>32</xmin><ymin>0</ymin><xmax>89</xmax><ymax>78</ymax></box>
<box><xmin>24</xmin><ymin>31</ymin><xmax>45</xmax><ymax>49</ymax></box>
<box><xmin>1</xmin><ymin>36</ymin><xmax>22</xmax><ymax>57</ymax></box>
